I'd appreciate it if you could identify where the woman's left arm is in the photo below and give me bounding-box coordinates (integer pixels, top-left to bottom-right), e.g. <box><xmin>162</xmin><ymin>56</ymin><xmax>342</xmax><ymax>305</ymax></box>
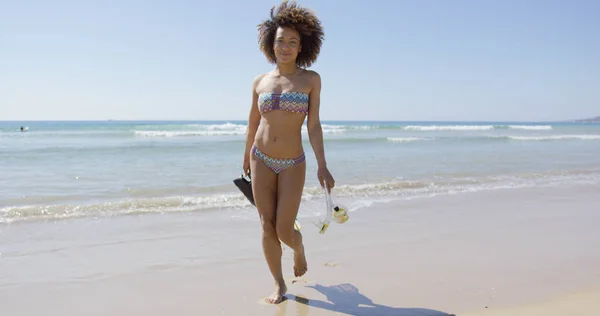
<box><xmin>306</xmin><ymin>71</ymin><xmax>335</xmax><ymax>191</ymax></box>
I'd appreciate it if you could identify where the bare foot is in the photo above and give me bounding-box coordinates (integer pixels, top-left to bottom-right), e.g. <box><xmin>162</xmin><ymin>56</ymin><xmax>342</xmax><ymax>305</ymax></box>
<box><xmin>294</xmin><ymin>245</ymin><xmax>308</xmax><ymax>277</ymax></box>
<box><xmin>265</xmin><ymin>281</ymin><xmax>287</xmax><ymax>304</ymax></box>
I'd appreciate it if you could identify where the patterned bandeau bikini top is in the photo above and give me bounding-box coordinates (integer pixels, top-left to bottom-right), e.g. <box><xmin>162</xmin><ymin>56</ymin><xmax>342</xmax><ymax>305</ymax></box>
<box><xmin>258</xmin><ymin>92</ymin><xmax>309</xmax><ymax>115</ymax></box>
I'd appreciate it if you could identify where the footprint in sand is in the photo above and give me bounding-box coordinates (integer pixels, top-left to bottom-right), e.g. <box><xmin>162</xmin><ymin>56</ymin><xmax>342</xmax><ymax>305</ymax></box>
<box><xmin>256</xmin><ymin>296</ymin><xmax>289</xmax><ymax>305</ymax></box>
<box><xmin>291</xmin><ymin>278</ymin><xmax>308</xmax><ymax>284</ymax></box>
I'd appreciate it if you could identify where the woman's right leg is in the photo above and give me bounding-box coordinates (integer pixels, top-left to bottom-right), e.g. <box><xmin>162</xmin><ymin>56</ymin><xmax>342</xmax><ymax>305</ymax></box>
<box><xmin>250</xmin><ymin>152</ymin><xmax>284</xmax><ymax>304</ymax></box>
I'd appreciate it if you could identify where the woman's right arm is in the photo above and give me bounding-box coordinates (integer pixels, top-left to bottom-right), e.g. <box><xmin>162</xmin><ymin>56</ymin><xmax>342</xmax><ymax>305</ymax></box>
<box><xmin>243</xmin><ymin>75</ymin><xmax>262</xmax><ymax>174</ymax></box>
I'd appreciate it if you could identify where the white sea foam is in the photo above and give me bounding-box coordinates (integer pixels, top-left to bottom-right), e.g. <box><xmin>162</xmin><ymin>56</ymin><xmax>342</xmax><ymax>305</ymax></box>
<box><xmin>186</xmin><ymin>123</ymin><xmax>246</xmax><ymax>130</ymax></box>
<box><xmin>508</xmin><ymin>135</ymin><xmax>600</xmax><ymax>141</ymax></box>
<box><xmin>386</xmin><ymin>137</ymin><xmax>432</xmax><ymax>142</ymax></box>
<box><xmin>3</xmin><ymin>169</ymin><xmax>598</xmax><ymax>224</ymax></box>
<box><xmin>303</xmin><ymin>124</ymin><xmax>347</xmax><ymax>134</ymax></box>
<box><xmin>508</xmin><ymin>125</ymin><xmax>553</xmax><ymax>130</ymax></box>
<box><xmin>134</xmin><ymin>123</ymin><xmax>348</xmax><ymax>137</ymax></box>
<box><xmin>348</xmin><ymin>125</ymin><xmax>376</xmax><ymax>130</ymax></box>
<box><xmin>135</xmin><ymin>130</ymin><xmax>245</xmax><ymax>137</ymax></box>
<box><xmin>135</xmin><ymin>122</ymin><xmax>247</xmax><ymax>137</ymax></box>
<box><xmin>404</xmin><ymin>125</ymin><xmax>495</xmax><ymax>131</ymax></box>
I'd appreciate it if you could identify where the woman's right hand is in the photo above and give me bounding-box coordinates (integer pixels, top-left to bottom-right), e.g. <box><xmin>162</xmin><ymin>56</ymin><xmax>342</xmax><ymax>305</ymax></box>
<box><xmin>243</xmin><ymin>156</ymin><xmax>251</xmax><ymax>177</ymax></box>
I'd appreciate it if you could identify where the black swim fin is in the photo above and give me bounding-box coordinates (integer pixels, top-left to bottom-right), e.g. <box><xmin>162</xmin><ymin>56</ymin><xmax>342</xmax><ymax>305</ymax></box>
<box><xmin>233</xmin><ymin>172</ymin><xmax>255</xmax><ymax>206</ymax></box>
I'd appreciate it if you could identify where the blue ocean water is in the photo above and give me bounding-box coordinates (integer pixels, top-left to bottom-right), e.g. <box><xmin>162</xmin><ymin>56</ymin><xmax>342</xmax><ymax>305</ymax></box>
<box><xmin>1</xmin><ymin>120</ymin><xmax>599</xmax><ymax>223</ymax></box>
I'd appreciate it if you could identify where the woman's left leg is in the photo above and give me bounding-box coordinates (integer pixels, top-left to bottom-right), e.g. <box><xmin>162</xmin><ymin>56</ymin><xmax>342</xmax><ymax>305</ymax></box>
<box><xmin>275</xmin><ymin>159</ymin><xmax>308</xmax><ymax>277</ymax></box>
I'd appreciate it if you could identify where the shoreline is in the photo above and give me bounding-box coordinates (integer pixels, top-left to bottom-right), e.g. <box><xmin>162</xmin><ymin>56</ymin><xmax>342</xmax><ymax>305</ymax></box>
<box><xmin>3</xmin><ymin>167</ymin><xmax>599</xmax><ymax>225</ymax></box>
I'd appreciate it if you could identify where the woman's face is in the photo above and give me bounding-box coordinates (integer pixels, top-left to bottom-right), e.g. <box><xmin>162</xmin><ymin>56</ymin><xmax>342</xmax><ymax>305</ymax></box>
<box><xmin>273</xmin><ymin>26</ymin><xmax>301</xmax><ymax>65</ymax></box>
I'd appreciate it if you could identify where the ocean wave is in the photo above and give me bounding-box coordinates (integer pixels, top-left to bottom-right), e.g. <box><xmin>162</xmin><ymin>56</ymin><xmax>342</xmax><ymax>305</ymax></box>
<box><xmin>185</xmin><ymin>122</ymin><xmax>246</xmax><ymax>130</ymax></box>
<box><xmin>384</xmin><ymin>134</ymin><xmax>600</xmax><ymax>143</ymax></box>
<box><xmin>135</xmin><ymin>124</ymin><xmax>346</xmax><ymax>138</ymax></box>
<box><xmin>135</xmin><ymin>130</ymin><xmax>245</xmax><ymax>137</ymax></box>
<box><xmin>507</xmin><ymin>125</ymin><xmax>553</xmax><ymax>130</ymax></box>
<box><xmin>3</xmin><ymin>169</ymin><xmax>598</xmax><ymax>224</ymax></box>
<box><xmin>403</xmin><ymin>125</ymin><xmax>495</xmax><ymax>131</ymax></box>
<box><xmin>400</xmin><ymin>124</ymin><xmax>554</xmax><ymax>131</ymax></box>
<box><xmin>4</xmin><ymin>122</ymin><xmax>595</xmax><ymax>140</ymax></box>
<box><xmin>386</xmin><ymin>137</ymin><xmax>433</xmax><ymax>142</ymax></box>
<box><xmin>340</xmin><ymin>134</ymin><xmax>600</xmax><ymax>144</ymax></box>
<box><xmin>0</xmin><ymin>194</ymin><xmax>249</xmax><ymax>224</ymax></box>
<box><xmin>506</xmin><ymin>135</ymin><xmax>600</xmax><ymax>141</ymax></box>
<box><xmin>4</xmin><ymin>133</ymin><xmax>599</xmax><ymax>155</ymax></box>
<box><xmin>0</xmin><ymin>130</ymin><xmax>127</xmax><ymax>138</ymax></box>
<box><xmin>134</xmin><ymin>122</ymin><xmax>247</xmax><ymax>137</ymax></box>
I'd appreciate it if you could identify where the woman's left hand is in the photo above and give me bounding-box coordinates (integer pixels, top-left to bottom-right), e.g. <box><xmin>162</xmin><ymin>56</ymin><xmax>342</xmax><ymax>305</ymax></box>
<box><xmin>317</xmin><ymin>167</ymin><xmax>335</xmax><ymax>193</ymax></box>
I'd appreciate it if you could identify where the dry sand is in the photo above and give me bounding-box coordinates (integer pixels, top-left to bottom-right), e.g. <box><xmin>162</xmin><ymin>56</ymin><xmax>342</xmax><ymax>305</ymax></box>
<box><xmin>463</xmin><ymin>289</ymin><xmax>600</xmax><ymax>316</ymax></box>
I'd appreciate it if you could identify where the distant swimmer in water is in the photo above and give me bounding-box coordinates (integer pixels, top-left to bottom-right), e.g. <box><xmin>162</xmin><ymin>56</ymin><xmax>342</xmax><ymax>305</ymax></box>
<box><xmin>20</xmin><ymin>126</ymin><xmax>28</xmax><ymax>132</ymax></box>
<box><xmin>242</xmin><ymin>0</ymin><xmax>335</xmax><ymax>305</ymax></box>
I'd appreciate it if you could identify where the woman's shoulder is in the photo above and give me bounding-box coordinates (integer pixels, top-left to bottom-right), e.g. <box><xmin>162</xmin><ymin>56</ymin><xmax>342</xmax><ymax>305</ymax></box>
<box><xmin>252</xmin><ymin>72</ymin><xmax>269</xmax><ymax>91</ymax></box>
<box><xmin>253</xmin><ymin>72</ymin><xmax>269</xmax><ymax>84</ymax></box>
<box><xmin>301</xmin><ymin>69</ymin><xmax>321</xmax><ymax>89</ymax></box>
<box><xmin>301</xmin><ymin>69</ymin><xmax>320</xmax><ymax>79</ymax></box>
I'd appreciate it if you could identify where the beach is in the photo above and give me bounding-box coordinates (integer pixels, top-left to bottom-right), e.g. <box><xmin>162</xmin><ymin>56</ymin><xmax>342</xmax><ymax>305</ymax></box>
<box><xmin>2</xmin><ymin>120</ymin><xmax>600</xmax><ymax>315</ymax></box>
<box><xmin>2</xmin><ymin>182</ymin><xmax>599</xmax><ymax>315</ymax></box>
<box><xmin>3</xmin><ymin>0</ymin><xmax>599</xmax><ymax>311</ymax></box>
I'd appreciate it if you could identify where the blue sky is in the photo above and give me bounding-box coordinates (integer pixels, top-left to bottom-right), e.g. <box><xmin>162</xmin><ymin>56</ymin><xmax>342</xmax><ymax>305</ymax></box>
<box><xmin>1</xmin><ymin>0</ymin><xmax>599</xmax><ymax>121</ymax></box>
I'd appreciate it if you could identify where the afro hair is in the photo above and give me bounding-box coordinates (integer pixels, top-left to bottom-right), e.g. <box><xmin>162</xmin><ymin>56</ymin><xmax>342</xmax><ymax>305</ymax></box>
<box><xmin>257</xmin><ymin>0</ymin><xmax>324</xmax><ymax>68</ymax></box>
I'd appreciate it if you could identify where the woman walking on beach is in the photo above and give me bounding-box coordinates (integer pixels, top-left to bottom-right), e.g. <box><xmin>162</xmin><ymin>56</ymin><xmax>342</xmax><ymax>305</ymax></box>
<box><xmin>242</xmin><ymin>0</ymin><xmax>335</xmax><ymax>304</ymax></box>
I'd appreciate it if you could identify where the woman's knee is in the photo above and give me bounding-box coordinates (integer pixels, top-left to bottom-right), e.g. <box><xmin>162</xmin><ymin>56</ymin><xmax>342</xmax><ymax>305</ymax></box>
<box><xmin>261</xmin><ymin>218</ymin><xmax>278</xmax><ymax>239</ymax></box>
<box><xmin>275</xmin><ymin>221</ymin><xmax>296</xmax><ymax>244</ymax></box>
